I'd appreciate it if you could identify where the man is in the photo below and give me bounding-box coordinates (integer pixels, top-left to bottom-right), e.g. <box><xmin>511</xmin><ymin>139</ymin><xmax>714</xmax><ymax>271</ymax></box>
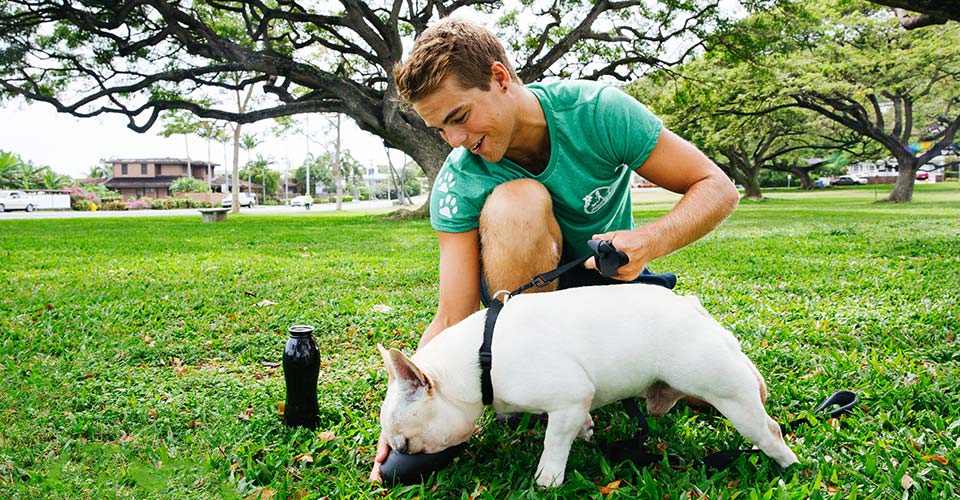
<box><xmin>370</xmin><ymin>17</ymin><xmax>738</xmax><ymax>482</ymax></box>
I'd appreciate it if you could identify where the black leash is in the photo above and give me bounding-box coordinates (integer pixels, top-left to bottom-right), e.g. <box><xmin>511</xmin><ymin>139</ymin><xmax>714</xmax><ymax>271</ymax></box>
<box><xmin>606</xmin><ymin>390</ymin><xmax>859</xmax><ymax>469</ymax></box>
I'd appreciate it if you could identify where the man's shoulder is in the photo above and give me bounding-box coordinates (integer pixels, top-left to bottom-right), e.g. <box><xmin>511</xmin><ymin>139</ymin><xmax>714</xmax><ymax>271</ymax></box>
<box><xmin>529</xmin><ymin>80</ymin><xmax>612</xmax><ymax>108</ymax></box>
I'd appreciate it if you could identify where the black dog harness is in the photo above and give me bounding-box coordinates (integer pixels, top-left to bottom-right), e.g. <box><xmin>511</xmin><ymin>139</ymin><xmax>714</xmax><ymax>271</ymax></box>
<box><xmin>479</xmin><ymin>240</ymin><xmax>629</xmax><ymax>405</ymax></box>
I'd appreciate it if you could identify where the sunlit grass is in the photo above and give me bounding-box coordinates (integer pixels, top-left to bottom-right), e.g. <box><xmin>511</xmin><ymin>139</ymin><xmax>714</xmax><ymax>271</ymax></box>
<box><xmin>1</xmin><ymin>183</ymin><xmax>958</xmax><ymax>499</ymax></box>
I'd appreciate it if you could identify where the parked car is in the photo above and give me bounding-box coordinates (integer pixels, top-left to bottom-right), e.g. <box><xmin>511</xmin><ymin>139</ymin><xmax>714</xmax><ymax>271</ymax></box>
<box><xmin>289</xmin><ymin>195</ymin><xmax>313</xmax><ymax>207</ymax></box>
<box><xmin>813</xmin><ymin>178</ymin><xmax>831</xmax><ymax>188</ymax></box>
<box><xmin>833</xmin><ymin>175</ymin><xmax>868</xmax><ymax>186</ymax></box>
<box><xmin>916</xmin><ymin>171</ymin><xmax>929</xmax><ymax>180</ymax></box>
<box><xmin>0</xmin><ymin>190</ymin><xmax>37</xmax><ymax>212</ymax></box>
<box><xmin>222</xmin><ymin>192</ymin><xmax>258</xmax><ymax>208</ymax></box>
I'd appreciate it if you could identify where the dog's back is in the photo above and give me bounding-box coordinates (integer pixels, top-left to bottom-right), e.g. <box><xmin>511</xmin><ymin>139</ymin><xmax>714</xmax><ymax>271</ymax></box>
<box><xmin>488</xmin><ymin>284</ymin><xmax>745</xmax><ymax>411</ymax></box>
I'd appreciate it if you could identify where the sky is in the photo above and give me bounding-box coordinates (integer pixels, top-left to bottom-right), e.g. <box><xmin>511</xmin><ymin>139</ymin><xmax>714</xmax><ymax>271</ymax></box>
<box><xmin>0</xmin><ymin>98</ymin><xmax>393</xmax><ymax>180</ymax></box>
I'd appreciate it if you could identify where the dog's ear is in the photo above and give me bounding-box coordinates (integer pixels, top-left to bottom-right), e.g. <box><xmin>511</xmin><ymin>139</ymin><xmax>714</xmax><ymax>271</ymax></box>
<box><xmin>379</xmin><ymin>345</ymin><xmax>431</xmax><ymax>397</ymax></box>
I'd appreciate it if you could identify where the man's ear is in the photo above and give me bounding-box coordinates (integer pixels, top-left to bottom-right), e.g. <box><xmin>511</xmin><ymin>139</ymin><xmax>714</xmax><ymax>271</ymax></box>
<box><xmin>489</xmin><ymin>61</ymin><xmax>511</xmax><ymax>90</ymax></box>
<box><xmin>379</xmin><ymin>345</ymin><xmax>431</xmax><ymax>396</ymax></box>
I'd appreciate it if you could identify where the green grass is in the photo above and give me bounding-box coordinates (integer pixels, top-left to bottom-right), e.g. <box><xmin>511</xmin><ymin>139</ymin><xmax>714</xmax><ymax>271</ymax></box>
<box><xmin>1</xmin><ymin>183</ymin><xmax>958</xmax><ymax>499</ymax></box>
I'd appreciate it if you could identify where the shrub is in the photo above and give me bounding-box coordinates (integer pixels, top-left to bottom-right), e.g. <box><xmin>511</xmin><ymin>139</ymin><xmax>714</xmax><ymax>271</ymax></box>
<box><xmin>82</xmin><ymin>184</ymin><xmax>121</xmax><ymax>201</ymax></box>
<box><xmin>67</xmin><ymin>186</ymin><xmax>100</xmax><ymax>211</ymax></box>
<box><xmin>71</xmin><ymin>198</ymin><xmax>93</xmax><ymax>211</ymax></box>
<box><xmin>170</xmin><ymin>177</ymin><xmax>211</xmax><ymax>194</ymax></box>
<box><xmin>100</xmin><ymin>200</ymin><xmax>127</xmax><ymax>211</ymax></box>
<box><xmin>127</xmin><ymin>200</ymin><xmax>150</xmax><ymax>210</ymax></box>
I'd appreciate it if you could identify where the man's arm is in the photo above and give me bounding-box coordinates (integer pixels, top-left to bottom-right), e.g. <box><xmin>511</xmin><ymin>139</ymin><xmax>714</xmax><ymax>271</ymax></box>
<box><xmin>417</xmin><ymin>229</ymin><xmax>482</xmax><ymax>349</ymax></box>
<box><xmin>587</xmin><ymin>128</ymin><xmax>739</xmax><ymax>279</ymax></box>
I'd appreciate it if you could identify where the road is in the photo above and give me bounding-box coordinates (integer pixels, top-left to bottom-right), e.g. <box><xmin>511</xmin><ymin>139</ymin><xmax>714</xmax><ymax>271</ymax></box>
<box><xmin>0</xmin><ymin>188</ymin><xmax>680</xmax><ymax>220</ymax></box>
<box><xmin>0</xmin><ymin>195</ymin><xmax>429</xmax><ymax>220</ymax></box>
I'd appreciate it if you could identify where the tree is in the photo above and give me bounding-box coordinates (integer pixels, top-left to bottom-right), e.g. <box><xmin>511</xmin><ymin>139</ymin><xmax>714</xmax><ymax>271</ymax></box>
<box><xmin>632</xmin><ymin>29</ymin><xmax>864</xmax><ymax>199</ymax></box>
<box><xmin>695</xmin><ymin>1</ymin><xmax>959</xmax><ymax>201</ymax></box>
<box><xmin>240</xmin><ymin>132</ymin><xmax>262</xmax><ymax>194</ymax></box>
<box><xmin>159</xmin><ymin>110</ymin><xmax>199</xmax><ymax>177</ymax></box>
<box><xmin>197</xmin><ymin>121</ymin><xmax>226</xmax><ymax>182</ymax></box>
<box><xmin>0</xmin><ymin>151</ymin><xmax>23</xmax><ymax>188</ymax></box>
<box><xmin>41</xmin><ymin>168</ymin><xmax>72</xmax><ymax>190</ymax></box>
<box><xmin>86</xmin><ymin>163</ymin><xmax>111</xmax><ymax>179</ymax></box>
<box><xmin>240</xmin><ymin>154</ymin><xmax>278</xmax><ymax>197</ymax></box>
<box><xmin>865</xmin><ymin>1</ymin><xmax>960</xmax><ymax>27</ymax></box>
<box><xmin>169</xmin><ymin>177</ymin><xmax>211</xmax><ymax>194</ymax></box>
<box><xmin>775</xmin><ymin>2</ymin><xmax>960</xmax><ymax>202</ymax></box>
<box><xmin>0</xmin><ymin>1</ymin><xmax>730</xmax><ymax>215</ymax></box>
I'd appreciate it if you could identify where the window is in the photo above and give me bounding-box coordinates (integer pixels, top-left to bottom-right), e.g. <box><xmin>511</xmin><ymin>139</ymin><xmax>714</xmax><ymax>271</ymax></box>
<box><xmin>121</xmin><ymin>163</ymin><xmax>128</xmax><ymax>175</ymax></box>
<box><xmin>156</xmin><ymin>164</ymin><xmax>161</xmax><ymax>176</ymax></box>
<box><xmin>140</xmin><ymin>163</ymin><xmax>148</xmax><ymax>175</ymax></box>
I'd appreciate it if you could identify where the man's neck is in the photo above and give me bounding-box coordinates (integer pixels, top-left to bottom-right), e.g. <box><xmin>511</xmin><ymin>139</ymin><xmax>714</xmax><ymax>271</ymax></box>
<box><xmin>504</xmin><ymin>88</ymin><xmax>550</xmax><ymax>175</ymax></box>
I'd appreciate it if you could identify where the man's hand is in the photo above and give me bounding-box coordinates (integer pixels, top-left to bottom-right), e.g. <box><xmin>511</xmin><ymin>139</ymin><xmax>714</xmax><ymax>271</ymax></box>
<box><xmin>369</xmin><ymin>433</ymin><xmax>390</xmax><ymax>483</ymax></box>
<box><xmin>584</xmin><ymin>230</ymin><xmax>654</xmax><ymax>281</ymax></box>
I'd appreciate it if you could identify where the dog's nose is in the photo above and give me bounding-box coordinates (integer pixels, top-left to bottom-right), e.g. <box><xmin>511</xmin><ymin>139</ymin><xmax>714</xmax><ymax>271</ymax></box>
<box><xmin>393</xmin><ymin>436</ymin><xmax>408</xmax><ymax>453</ymax></box>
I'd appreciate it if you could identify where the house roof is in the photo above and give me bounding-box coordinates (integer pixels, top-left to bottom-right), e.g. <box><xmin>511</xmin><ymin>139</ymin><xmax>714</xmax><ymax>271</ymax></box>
<box><xmin>105</xmin><ymin>176</ymin><xmax>187</xmax><ymax>188</ymax></box>
<box><xmin>109</xmin><ymin>158</ymin><xmax>219</xmax><ymax>167</ymax></box>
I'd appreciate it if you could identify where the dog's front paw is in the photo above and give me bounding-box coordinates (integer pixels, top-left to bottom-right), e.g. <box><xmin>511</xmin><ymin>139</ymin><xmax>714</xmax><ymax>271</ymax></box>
<box><xmin>537</xmin><ymin>471</ymin><xmax>563</xmax><ymax>488</ymax></box>
<box><xmin>535</xmin><ymin>465</ymin><xmax>565</xmax><ymax>487</ymax></box>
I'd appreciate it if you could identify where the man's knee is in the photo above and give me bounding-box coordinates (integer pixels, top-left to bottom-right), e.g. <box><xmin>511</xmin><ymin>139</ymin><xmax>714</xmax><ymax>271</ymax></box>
<box><xmin>479</xmin><ymin>179</ymin><xmax>562</xmax><ymax>292</ymax></box>
<box><xmin>481</xmin><ymin>179</ymin><xmax>552</xmax><ymax>221</ymax></box>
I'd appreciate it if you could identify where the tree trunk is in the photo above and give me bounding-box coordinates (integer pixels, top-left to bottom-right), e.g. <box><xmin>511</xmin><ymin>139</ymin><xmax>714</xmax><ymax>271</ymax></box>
<box><xmin>334</xmin><ymin>113</ymin><xmax>343</xmax><ymax>211</ymax></box>
<box><xmin>885</xmin><ymin>155</ymin><xmax>918</xmax><ymax>202</ymax></box>
<box><xmin>374</xmin><ymin>86</ymin><xmax>451</xmax><ymax>218</ymax></box>
<box><xmin>232</xmin><ymin>124</ymin><xmax>242</xmax><ymax>213</ymax></box>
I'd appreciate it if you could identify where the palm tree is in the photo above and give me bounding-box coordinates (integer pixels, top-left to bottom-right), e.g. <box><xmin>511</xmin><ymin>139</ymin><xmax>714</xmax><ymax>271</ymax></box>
<box><xmin>0</xmin><ymin>151</ymin><xmax>23</xmax><ymax>188</ymax></box>
<box><xmin>197</xmin><ymin>121</ymin><xmax>224</xmax><ymax>184</ymax></box>
<box><xmin>159</xmin><ymin>111</ymin><xmax>199</xmax><ymax>177</ymax></box>
<box><xmin>240</xmin><ymin>133</ymin><xmax>262</xmax><ymax>194</ymax></box>
<box><xmin>15</xmin><ymin>161</ymin><xmax>46</xmax><ymax>190</ymax></box>
<box><xmin>41</xmin><ymin>168</ymin><xmax>72</xmax><ymax>190</ymax></box>
<box><xmin>86</xmin><ymin>163</ymin><xmax>110</xmax><ymax>179</ymax></box>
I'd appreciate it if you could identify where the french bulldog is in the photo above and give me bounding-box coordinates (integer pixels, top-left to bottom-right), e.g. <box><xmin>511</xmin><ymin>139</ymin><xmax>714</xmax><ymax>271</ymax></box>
<box><xmin>378</xmin><ymin>284</ymin><xmax>798</xmax><ymax>487</ymax></box>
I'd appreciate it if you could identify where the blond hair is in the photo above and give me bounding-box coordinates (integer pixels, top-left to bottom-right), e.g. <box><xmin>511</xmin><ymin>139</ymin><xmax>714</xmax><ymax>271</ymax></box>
<box><xmin>394</xmin><ymin>18</ymin><xmax>519</xmax><ymax>103</ymax></box>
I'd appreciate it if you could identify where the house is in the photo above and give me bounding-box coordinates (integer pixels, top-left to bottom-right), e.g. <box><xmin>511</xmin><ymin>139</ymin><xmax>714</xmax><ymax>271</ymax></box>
<box><xmin>104</xmin><ymin>158</ymin><xmax>218</xmax><ymax>199</ymax></box>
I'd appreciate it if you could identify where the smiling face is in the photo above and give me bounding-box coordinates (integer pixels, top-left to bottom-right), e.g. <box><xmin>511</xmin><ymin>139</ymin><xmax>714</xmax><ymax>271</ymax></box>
<box><xmin>412</xmin><ymin>72</ymin><xmax>516</xmax><ymax>164</ymax></box>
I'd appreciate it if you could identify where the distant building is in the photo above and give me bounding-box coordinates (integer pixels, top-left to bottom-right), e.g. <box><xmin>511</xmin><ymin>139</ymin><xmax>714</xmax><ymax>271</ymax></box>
<box><xmin>104</xmin><ymin>158</ymin><xmax>218</xmax><ymax>199</ymax></box>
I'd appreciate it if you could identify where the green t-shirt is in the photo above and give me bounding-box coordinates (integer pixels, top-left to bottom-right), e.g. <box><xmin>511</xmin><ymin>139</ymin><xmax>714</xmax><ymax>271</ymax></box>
<box><xmin>429</xmin><ymin>80</ymin><xmax>663</xmax><ymax>258</ymax></box>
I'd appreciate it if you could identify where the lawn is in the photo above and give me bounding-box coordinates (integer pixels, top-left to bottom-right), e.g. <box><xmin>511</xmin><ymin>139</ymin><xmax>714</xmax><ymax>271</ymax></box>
<box><xmin>1</xmin><ymin>184</ymin><xmax>958</xmax><ymax>499</ymax></box>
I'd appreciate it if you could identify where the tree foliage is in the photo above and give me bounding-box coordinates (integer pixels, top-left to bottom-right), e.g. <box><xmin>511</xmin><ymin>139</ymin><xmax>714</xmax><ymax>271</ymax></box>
<box><xmin>0</xmin><ymin>0</ymin><xmax>731</xmax><ymax>213</ymax></box>
<box><xmin>0</xmin><ymin>149</ymin><xmax>71</xmax><ymax>189</ymax></box>
<box><xmin>657</xmin><ymin>0</ymin><xmax>960</xmax><ymax>202</ymax></box>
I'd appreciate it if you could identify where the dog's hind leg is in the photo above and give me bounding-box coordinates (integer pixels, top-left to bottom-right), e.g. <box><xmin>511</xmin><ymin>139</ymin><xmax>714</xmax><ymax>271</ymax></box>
<box><xmin>710</xmin><ymin>394</ymin><xmax>798</xmax><ymax>468</ymax></box>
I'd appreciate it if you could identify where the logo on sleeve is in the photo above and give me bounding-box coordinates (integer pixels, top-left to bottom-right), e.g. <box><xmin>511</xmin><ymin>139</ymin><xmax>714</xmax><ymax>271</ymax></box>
<box><xmin>582</xmin><ymin>186</ymin><xmax>612</xmax><ymax>214</ymax></box>
<box><xmin>438</xmin><ymin>194</ymin><xmax>459</xmax><ymax>218</ymax></box>
<box><xmin>436</xmin><ymin>172</ymin><xmax>459</xmax><ymax>218</ymax></box>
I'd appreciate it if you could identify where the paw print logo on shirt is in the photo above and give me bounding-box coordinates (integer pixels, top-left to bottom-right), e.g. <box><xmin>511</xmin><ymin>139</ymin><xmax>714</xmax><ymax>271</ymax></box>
<box><xmin>438</xmin><ymin>194</ymin><xmax>459</xmax><ymax>218</ymax></box>
<box><xmin>437</xmin><ymin>171</ymin><xmax>456</xmax><ymax>193</ymax></box>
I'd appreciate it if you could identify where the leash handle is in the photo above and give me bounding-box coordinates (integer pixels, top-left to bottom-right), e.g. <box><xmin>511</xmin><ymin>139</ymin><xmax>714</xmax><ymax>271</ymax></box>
<box><xmin>586</xmin><ymin>239</ymin><xmax>629</xmax><ymax>278</ymax></box>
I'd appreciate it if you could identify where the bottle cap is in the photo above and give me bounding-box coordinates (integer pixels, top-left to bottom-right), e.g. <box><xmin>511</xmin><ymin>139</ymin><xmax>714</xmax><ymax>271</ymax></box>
<box><xmin>288</xmin><ymin>325</ymin><xmax>315</xmax><ymax>336</ymax></box>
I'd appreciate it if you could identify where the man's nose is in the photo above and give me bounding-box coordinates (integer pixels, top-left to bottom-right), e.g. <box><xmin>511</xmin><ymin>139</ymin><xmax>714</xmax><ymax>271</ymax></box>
<box><xmin>444</xmin><ymin>127</ymin><xmax>467</xmax><ymax>148</ymax></box>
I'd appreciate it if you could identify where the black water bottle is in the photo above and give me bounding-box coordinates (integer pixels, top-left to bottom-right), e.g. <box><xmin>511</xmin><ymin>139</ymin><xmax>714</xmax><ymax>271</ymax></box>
<box><xmin>283</xmin><ymin>325</ymin><xmax>320</xmax><ymax>429</ymax></box>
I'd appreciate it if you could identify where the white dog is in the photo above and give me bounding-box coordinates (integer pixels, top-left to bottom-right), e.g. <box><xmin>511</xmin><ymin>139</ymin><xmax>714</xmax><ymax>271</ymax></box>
<box><xmin>378</xmin><ymin>284</ymin><xmax>798</xmax><ymax>487</ymax></box>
